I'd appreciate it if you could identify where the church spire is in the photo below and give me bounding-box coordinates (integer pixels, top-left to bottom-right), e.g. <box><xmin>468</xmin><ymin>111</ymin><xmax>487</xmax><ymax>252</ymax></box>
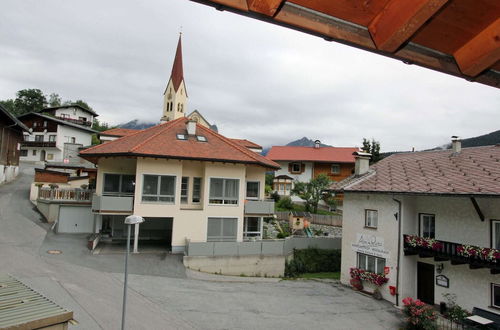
<box><xmin>161</xmin><ymin>34</ymin><xmax>188</xmax><ymax>123</ymax></box>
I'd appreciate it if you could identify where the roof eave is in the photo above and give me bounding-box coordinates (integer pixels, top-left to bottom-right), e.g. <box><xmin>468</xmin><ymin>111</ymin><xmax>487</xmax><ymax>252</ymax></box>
<box><xmin>343</xmin><ymin>190</ymin><xmax>500</xmax><ymax>198</ymax></box>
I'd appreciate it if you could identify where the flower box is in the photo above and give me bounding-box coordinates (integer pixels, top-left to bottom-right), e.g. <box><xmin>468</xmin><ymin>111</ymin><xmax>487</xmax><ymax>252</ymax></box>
<box><xmin>350</xmin><ymin>267</ymin><xmax>388</xmax><ymax>286</ymax></box>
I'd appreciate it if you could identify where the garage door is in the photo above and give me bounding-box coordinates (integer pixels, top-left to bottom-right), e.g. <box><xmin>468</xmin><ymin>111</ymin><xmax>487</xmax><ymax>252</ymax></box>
<box><xmin>58</xmin><ymin>206</ymin><xmax>94</xmax><ymax>233</ymax></box>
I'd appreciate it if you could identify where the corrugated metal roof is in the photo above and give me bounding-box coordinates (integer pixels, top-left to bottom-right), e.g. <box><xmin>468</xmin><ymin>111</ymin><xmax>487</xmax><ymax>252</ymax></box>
<box><xmin>0</xmin><ymin>274</ymin><xmax>73</xmax><ymax>329</ymax></box>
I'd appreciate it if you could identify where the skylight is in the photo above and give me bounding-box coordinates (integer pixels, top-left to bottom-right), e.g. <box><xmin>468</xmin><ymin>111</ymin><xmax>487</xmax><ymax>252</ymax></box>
<box><xmin>176</xmin><ymin>134</ymin><xmax>187</xmax><ymax>140</ymax></box>
<box><xmin>196</xmin><ymin>135</ymin><xmax>207</xmax><ymax>142</ymax></box>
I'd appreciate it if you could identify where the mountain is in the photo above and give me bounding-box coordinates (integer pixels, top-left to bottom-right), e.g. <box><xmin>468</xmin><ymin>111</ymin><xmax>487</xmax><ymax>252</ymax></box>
<box><xmin>286</xmin><ymin>137</ymin><xmax>332</xmax><ymax>147</ymax></box>
<box><xmin>119</xmin><ymin>119</ymin><xmax>157</xmax><ymax>130</ymax></box>
<box><xmin>459</xmin><ymin>129</ymin><xmax>500</xmax><ymax>148</ymax></box>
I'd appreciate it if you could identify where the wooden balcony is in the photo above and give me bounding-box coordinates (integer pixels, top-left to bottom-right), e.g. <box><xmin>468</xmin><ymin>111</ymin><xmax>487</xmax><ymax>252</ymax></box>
<box><xmin>21</xmin><ymin>141</ymin><xmax>56</xmax><ymax>147</ymax></box>
<box><xmin>55</xmin><ymin>116</ymin><xmax>92</xmax><ymax>126</ymax></box>
<box><xmin>403</xmin><ymin>234</ymin><xmax>500</xmax><ymax>275</ymax></box>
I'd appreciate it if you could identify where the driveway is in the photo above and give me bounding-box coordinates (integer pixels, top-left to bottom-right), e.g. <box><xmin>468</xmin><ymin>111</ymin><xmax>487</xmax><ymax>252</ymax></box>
<box><xmin>0</xmin><ymin>163</ymin><xmax>403</xmax><ymax>329</ymax></box>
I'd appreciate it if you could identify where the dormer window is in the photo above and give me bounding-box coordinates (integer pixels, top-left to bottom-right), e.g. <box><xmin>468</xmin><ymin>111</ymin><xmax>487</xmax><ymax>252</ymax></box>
<box><xmin>196</xmin><ymin>136</ymin><xmax>207</xmax><ymax>142</ymax></box>
<box><xmin>177</xmin><ymin>134</ymin><xmax>187</xmax><ymax>140</ymax></box>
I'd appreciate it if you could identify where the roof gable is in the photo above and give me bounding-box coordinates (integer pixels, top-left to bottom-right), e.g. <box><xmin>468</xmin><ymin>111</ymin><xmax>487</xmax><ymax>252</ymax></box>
<box><xmin>0</xmin><ymin>105</ymin><xmax>29</xmax><ymax>131</ymax></box>
<box><xmin>41</xmin><ymin>104</ymin><xmax>98</xmax><ymax>117</ymax></box>
<box><xmin>18</xmin><ymin>112</ymin><xmax>97</xmax><ymax>133</ymax></box>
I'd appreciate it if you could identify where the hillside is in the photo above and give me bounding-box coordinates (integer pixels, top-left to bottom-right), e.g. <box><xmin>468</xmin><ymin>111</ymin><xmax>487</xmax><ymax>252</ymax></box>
<box><xmin>459</xmin><ymin>129</ymin><xmax>500</xmax><ymax>148</ymax></box>
<box><xmin>119</xmin><ymin>119</ymin><xmax>157</xmax><ymax>130</ymax></box>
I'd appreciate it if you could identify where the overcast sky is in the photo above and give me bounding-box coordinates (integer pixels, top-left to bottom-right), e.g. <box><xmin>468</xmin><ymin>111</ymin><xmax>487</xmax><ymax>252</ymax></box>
<box><xmin>1</xmin><ymin>0</ymin><xmax>499</xmax><ymax>151</ymax></box>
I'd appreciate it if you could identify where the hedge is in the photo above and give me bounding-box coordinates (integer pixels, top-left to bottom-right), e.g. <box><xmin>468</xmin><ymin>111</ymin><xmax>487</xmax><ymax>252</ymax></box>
<box><xmin>285</xmin><ymin>248</ymin><xmax>341</xmax><ymax>277</ymax></box>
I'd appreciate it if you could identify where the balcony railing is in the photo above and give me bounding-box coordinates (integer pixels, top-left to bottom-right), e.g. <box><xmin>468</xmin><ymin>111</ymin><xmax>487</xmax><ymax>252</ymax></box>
<box><xmin>91</xmin><ymin>194</ymin><xmax>134</xmax><ymax>214</ymax></box>
<box><xmin>244</xmin><ymin>199</ymin><xmax>275</xmax><ymax>216</ymax></box>
<box><xmin>55</xmin><ymin>116</ymin><xmax>92</xmax><ymax>126</ymax></box>
<box><xmin>403</xmin><ymin>234</ymin><xmax>500</xmax><ymax>274</ymax></box>
<box><xmin>21</xmin><ymin>141</ymin><xmax>56</xmax><ymax>147</ymax></box>
<box><xmin>38</xmin><ymin>188</ymin><xmax>93</xmax><ymax>203</ymax></box>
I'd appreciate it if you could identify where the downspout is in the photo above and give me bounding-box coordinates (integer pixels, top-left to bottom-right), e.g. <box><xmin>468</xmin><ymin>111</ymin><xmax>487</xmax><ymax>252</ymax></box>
<box><xmin>393</xmin><ymin>197</ymin><xmax>402</xmax><ymax>307</ymax></box>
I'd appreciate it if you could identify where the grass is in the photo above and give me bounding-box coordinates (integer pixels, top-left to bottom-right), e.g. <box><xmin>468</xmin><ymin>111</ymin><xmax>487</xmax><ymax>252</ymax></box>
<box><xmin>298</xmin><ymin>272</ymin><xmax>340</xmax><ymax>280</ymax></box>
<box><xmin>276</xmin><ymin>204</ymin><xmax>340</xmax><ymax>216</ymax></box>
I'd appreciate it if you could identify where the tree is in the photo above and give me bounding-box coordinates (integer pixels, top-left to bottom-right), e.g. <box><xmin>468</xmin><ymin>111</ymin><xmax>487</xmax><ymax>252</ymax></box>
<box><xmin>47</xmin><ymin>93</ymin><xmax>62</xmax><ymax>107</ymax></box>
<box><xmin>291</xmin><ymin>174</ymin><xmax>332</xmax><ymax>214</ymax></box>
<box><xmin>0</xmin><ymin>99</ymin><xmax>15</xmax><ymax>113</ymax></box>
<box><xmin>63</xmin><ymin>99</ymin><xmax>93</xmax><ymax>111</ymax></box>
<box><xmin>361</xmin><ymin>138</ymin><xmax>381</xmax><ymax>163</ymax></box>
<box><xmin>13</xmin><ymin>89</ymin><xmax>47</xmax><ymax>115</ymax></box>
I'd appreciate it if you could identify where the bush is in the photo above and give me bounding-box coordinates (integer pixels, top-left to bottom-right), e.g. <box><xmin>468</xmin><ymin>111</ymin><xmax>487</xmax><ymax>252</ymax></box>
<box><xmin>402</xmin><ymin>297</ymin><xmax>438</xmax><ymax>330</ymax></box>
<box><xmin>271</xmin><ymin>191</ymin><xmax>280</xmax><ymax>202</ymax></box>
<box><xmin>285</xmin><ymin>248</ymin><xmax>341</xmax><ymax>277</ymax></box>
<box><xmin>276</xmin><ymin>196</ymin><xmax>294</xmax><ymax>210</ymax></box>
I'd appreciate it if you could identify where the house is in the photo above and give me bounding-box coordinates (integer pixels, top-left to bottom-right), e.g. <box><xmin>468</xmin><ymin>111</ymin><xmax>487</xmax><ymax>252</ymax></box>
<box><xmin>267</xmin><ymin>141</ymin><xmax>358</xmax><ymax>195</ymax></box>
<box><xmin>335</xmin><ymin>138</ymin><xmax>500</xmax><ymax>313</ymax></box>
<box><xmin>80</xmin><ymin>117</ymin><xmax>279</xmax><ymax>253</ymax></box>
<box><xmin>229</xmin><ymin>139</ymin><xmax>263</xmax><ymax>153</ymax></box>
<box><xmin>18</xmin><ymin>109</ymin><xmax>97</xmax><ymax>163</ymax></box>
<box><xmin>0</xmin><ymin>104</ymin><xmax>29</xmax><ymax>184</ymax></box>
<box><xmin>99</xmin><ymin>128</ymin><xmax>140</xmax><ymax>143</ymax></box>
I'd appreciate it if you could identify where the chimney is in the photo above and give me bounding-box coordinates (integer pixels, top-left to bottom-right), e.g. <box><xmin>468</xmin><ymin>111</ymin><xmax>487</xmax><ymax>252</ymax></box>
<box><xmin>314</xmin><ymin>140</ymin><xmax>321</xmax><ymax>149</ymax></box>
<box><xmin>353</xmin><ymin>151</ymin><xmax>371</xmax><ymax>176</ymax></box>
<box><xmin>451</xmin><ymin>136</ymin><xmax>461</xmax><ymax>153</ymax></box>
<box><xmin>187</xmin><ymin>120</ymin><xmax>197</xmax><ymax>136</ymax></box>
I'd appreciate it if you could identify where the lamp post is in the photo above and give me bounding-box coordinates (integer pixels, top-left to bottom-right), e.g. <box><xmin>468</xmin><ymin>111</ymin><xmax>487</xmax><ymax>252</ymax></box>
<box><xmin>121</xmin><ymin>215</ymin><xmax>145</xmax><ymax>330</ymax></box>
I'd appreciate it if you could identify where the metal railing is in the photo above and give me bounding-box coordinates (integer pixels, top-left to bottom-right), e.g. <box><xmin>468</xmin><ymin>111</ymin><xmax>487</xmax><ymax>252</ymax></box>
<box><xmin>275</xmin><ymin>211</ymin><xmax>342</xmax><ymax>227</ymax></box>
<box><xmin>55</xmin><ymin>116</ymin><xmax>92</xmax><ymax>126</ymax></box>
<box><xmin>38</xmin><ymin>188</ymin><xmax>93</xmax><ymax>202</ymax></box>
<box><xmin>21</xmin><ymin>141</ymin><xmax>56</xmax><ymax>147</ymax></box>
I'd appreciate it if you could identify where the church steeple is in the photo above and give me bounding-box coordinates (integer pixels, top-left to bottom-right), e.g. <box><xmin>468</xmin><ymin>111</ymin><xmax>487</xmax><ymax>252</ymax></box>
<box><xmin>161</xmin><ymin>34</ymin><xmax>188</xmax><ymax>122</ymax></box>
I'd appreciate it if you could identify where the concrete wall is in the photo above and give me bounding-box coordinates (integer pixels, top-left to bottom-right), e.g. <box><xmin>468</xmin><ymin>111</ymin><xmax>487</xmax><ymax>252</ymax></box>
<box><xmin>57</xmin><ymin>125</ymin><xmax>92</xmax><ymax>151</ymax></box>
<box><xmin>0</xmin><ymin>165</ymin><xmax>19</xmax><ymax>185</ymax></box>
<box><xmin>341</xmin><ymin>192</ymin><xmax>500</xmax><ymax>312</ymax></box>
<box><xmin>184</xmin><ymin>255</ymin><xmax>285</xmax><ymax>277</ymax></box>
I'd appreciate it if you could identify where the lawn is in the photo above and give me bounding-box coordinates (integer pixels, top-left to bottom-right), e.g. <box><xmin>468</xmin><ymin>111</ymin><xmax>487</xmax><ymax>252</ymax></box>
<box><xmin>298</xmin><ymin>272</ymin><xmax>340</xmax><ymax>280</ymax></box>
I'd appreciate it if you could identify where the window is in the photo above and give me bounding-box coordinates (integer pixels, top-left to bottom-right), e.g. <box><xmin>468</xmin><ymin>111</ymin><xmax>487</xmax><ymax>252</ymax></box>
<box><xmin>43</xmin><ymin>121</ymin><xmax>47</xmax><ymax>127</ymax></box>
<box><xmin>49</xmin><ymin>135</ymin><xmax>56</xmax><ymax>142</ymax></box>
<box><xmin>492</xmin><ymin>220</ymin><xmax>500</xmax><ymax>249</ymax></box>
<box><xmin>47</xmin><ymin>154</ymin><xmax>54</xmax><ymax>160</ymax></box>
<box><xmin>331</xmin><ymin>164</ymin><xmax>340</xmax><ymax>174</ymax></box>
<box><xmin>207</xmin><ymin>217</ymin><xmax>237</xmax><ymax>241</ymax></box>
<box><xmin>103</xmin><ymin>174</ymin><xmax>135</xmax><ymax>196</ymax></box>
<box><xmin>70</xmin><ymin>137</ymin><xmax>76</xmax><ymax>143</ymax></box>
<box><xmin>20</xmin><ymin>150</ymin><xmax>28</xmax><ymax>157</ymax></box>
<box><xmin>246</xmin><ymin>181</ymin><xmax>259</xmax><ymax>199</ymax></box>
<box><xmin>142</xmin><ymin>175</ymin><xmax>176</xmax><ymax>203</ymax></box>
<box><xmin>79</xmin><ymin>117</ymin><xmax>87</xmax><ymax>122</ymax></box>
<box><xmin>181</xmin><ymin>177</ymin><xmax>189</xmax><ymax>204</ymax></box>
<box><xmin>357</xmin><ymin>253</ymin><xmax>386</xmax><ymax>274</ymax></box>
<box><xmin>365</xmin><ymin>210</ymin><xmax>378</xmax><ymax>228</ymax></box>
<box><xmin>209</xmin><ymin>178</ymin><xmax>239</xmax><ymax>205</ymax></box>
<box><xmin>23</xmin><ymin>135</ymin><xmax>30</xmax><ymax>141</ymax></box>
<box><xmin>192</xmin><ymin>177</ymin><xmax>201</xmax><ymax>203</ymax></box>
<box><xmin>244</xmin><ymin>217</ymin><xmax>262</xmax><ymax>239</ymax></box>
<box><xmin>35</xmin><ymin>135</ymin><xmax>44</xmax><ymax>142</ymax></box>
<box><xmin>420</xmin><ymin>214</ymin><xmax>435</xmax><ymax>238</ymax></box>
<box><xmin>33</xmin><ymin>122</ymin><xmax>38</xmax><ymax>128</ymax></box>
<box><xmin>492</xmin><ymin>283</ymin><xmax>500</xmax><ymax>309</ymax></box>
<box><xmin>176</xmin><ymin>134</ymin><xmax>187</xmax><ymax>140</ymax></box>
<box><xmin>196</xmin><ymin>136</ymin><xmax>207</xmax><ymax>142</ymax></box>
<box><xmin>32</xmin><ymin>150</ymin><xmax>37</xmax><ymax>156</ymax></box>
<box><xmin>290</xmin><ymin>163</ymin><xmax>301</xmax><ymax>173</ymax></box>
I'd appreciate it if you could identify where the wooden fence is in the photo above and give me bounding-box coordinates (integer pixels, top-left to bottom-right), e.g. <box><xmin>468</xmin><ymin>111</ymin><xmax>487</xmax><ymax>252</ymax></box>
<box><xmin>275</xmin><ymin>211</ymin><xmax>342</xmax><ymax>227</ymax></box>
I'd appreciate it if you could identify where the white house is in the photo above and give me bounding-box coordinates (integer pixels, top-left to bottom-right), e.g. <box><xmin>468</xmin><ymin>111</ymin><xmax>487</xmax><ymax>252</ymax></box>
<box><xmin>335</xmin><ymin>140</ymin><xmax>500</xmax><ymax>315</ymax></box>
<box><xmin>18</xmin><ymin>111</ymin><xmax>96</xmax><ymax>163</ymax></box>
<box><xmin>80</xmin><ymin>117</ymin><xmax>279</xmax><ymax>253</ymax></box>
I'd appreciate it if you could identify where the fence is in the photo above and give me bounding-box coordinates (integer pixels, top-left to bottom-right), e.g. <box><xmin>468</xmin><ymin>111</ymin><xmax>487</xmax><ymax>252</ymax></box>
<box><xmin>185</xmin><ymin>237</ymin><xmax>342</xmax><ymax>257</ymax></box>
<box><xmin>38</xmin><ymin>188</ymin><xmax>93</xmax><ymax>202</ymax></box>
<box><xmin>275</xmin><ymin>211</ymin><xmax>342</xmax><ymax>227</ymax></box>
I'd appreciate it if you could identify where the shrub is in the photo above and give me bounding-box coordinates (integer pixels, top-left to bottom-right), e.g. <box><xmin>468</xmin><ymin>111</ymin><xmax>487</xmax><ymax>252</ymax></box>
<box><xmin>285</xmin><ymin>248</ymin><xmax>341</xmax><ymax>277</ymax></box>
<box><xmin>402</xmin><ymin>297</ymin><xmax>438</xmax><ymax>330</ymax></box>
<box><xmin>276</xmin><ymin>196</ymin><xmax>294</xmax><ymax>210</ymax></box>
<box><xmin>271</xmin><ymin>191</ymin><xmax>280</xmax><ymax>202</ymax></box>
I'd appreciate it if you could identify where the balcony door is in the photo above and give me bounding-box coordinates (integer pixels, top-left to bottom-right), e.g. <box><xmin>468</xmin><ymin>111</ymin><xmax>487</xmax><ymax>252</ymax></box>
<box><xmin>417</xmin><ymin>262</ymin><xmax>434</xmax><ymax>305</ymax></box>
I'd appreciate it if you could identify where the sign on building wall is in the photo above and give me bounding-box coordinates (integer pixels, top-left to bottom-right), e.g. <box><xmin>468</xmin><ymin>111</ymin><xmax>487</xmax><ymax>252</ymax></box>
<box><xmin>436</xmin><ymin>275</ymin><xmax>449</xmax><ymax>288</ymax></box>
<box><xmin>351</xmin><ymin>233</ymin><xmax>390</xmax><ymax>258</ymax></box>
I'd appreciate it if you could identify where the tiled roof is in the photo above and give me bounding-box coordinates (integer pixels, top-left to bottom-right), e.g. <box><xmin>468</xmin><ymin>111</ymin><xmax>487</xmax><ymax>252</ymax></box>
<box><xmin>42</xmin><ymin>104</ymin><xmax>98</xmax><ymax>116</ymax></box>
<box><xmin>80</xmin><ymin>117</ymin><xmax>280</xmax><ymax>169</ymax></box>
<box><xmin>267</xmin><ymin>146</ymin><xmax>358</xmax><ymax>163</ymax></box>
<box><xmin>99</xmin><ymin>128</ymin><xmax>140</xmax><ymax>137</ymax></box>
<box><xmin>230</xmin><ymin>138</ymin><xmax>262</xmax><ymax>149</ymax></box>
<box><xmin>338</xmin><ymin>145</ymin><xmax>500</xmax><ymax>196</ymax></box>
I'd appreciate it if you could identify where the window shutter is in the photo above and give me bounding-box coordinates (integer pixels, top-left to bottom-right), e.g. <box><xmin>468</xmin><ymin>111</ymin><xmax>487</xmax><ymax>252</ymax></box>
<box><xmin>300</xmin><ymin>163</ymin><xmax>305</xmax><ymax>173</ymax></box>
<box><xmin>288</xmin><ymin>163</ymin><xmax>292</xmax><ymax>172</ymax></box>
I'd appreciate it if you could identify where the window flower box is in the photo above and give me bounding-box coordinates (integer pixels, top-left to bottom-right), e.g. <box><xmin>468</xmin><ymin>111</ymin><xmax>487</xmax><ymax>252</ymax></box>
<box><xmin>456</xmin><ymin>245</ymin><xmax>500</xmax><ymax>262</ymax></box>
<box><xmin>350</xmin><ymin>267</ymin><xmax>388</xmax><ymax>286</ymax></box>
<box><xmin>404</xmin><ymin>234</ymin><xmax>443</xmax><ymax>250</ymax></box>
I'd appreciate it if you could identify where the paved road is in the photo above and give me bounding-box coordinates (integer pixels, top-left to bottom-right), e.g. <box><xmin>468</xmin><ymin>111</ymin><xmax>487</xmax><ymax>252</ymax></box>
<box><xmin>0</xmin><ymin>163</ymin><xmax>403</xmax><ymax>329</ymax></box>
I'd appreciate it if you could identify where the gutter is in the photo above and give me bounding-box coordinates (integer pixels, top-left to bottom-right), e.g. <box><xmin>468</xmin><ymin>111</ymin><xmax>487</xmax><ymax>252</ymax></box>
<box><xmin>393</xmin><ymin>197</ymin><xmax>402</xmax><ymax>307</ymax></box>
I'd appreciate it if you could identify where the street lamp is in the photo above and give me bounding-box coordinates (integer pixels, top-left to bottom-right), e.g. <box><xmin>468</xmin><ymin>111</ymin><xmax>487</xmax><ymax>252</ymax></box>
<box><xmin>121</xmin><ymin>215</ymin><xmax>145</xmax><ymax>330</ymax></box>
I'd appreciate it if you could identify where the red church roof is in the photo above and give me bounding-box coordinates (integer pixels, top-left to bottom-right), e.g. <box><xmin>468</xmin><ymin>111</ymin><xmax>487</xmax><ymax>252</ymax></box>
<box><xmin>80</xmin><ymin>117</ymin><xmax>279</xmax><ymax>169</ymax></box>
<box><xmin>170</xmin><ymin>35</ymin><xmax>185</xmax><ymax>93</ymax></box>
<box><xmin>267</xmin><ymin>146</ymin><xmax>358</xmax><ymax>163</ymax></box>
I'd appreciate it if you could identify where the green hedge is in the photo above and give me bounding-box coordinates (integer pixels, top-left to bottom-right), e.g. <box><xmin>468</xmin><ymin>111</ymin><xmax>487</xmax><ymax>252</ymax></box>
<box><xmin>285</xmin><ymin>248</ymin><xmax>341</xmax><ymax>277</ymax></box>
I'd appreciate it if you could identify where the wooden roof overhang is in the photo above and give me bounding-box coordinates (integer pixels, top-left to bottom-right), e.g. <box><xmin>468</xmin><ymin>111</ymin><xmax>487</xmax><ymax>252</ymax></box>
<box><xmin>189</xmin><ymin>0</ymin><xmax>500</xmax><ymax>88</ymax></box>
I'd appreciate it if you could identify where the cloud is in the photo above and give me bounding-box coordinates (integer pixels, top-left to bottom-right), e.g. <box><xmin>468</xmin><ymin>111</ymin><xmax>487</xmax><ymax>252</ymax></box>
<box><xmin>0</xmin><ymin>0</ymin><xmax>498</xmax><ymax>152</ymax></box>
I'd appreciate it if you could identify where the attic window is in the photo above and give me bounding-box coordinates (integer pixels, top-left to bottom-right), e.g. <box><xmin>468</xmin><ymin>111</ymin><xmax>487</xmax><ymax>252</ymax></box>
<box><xmin>176</xmin><ymin>134</ymin><xmax>187</xmax><ymax>140</ymax></box>
<box><xmin>196</xmin><ymin>136</ymin><xmax>207</xmax><ymax>142</ymax></box>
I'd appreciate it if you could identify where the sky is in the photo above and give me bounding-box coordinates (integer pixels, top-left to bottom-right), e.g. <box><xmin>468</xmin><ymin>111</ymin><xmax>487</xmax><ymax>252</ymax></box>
<box><xmin>1</xmin><ymin>0</ymin><xmax>499</xmax><ymax>152</ymax></box>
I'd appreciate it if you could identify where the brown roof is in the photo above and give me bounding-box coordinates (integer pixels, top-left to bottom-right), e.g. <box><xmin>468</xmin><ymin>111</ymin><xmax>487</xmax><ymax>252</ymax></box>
<box><xmin>338</xmin><ymin>145</ymin><xmax>500</xmax><ymax>196</ymax></box>
<box><xmin>267</xmin><ymin>146</ymin><xmax>358</xmax><ymax>163</ymax></box>
<box><xmin>100</xmin><ymin>128</ymin><xmax>140</xmax><ymax>137</ymax></box>
<box><xmin>170</xmin><ymin>35</ymin><xmax>185</xmax><ymax>93</ymax></box>
<box><xmin>191</xmin><ymin>1</ymin><xmax>500</xmax><ymax>89</ymax></box>
<box><xmin>229</xmin><ymin>138</ymin><xmax>262</xmax><ymax>149</ymax></box>
<box><xmin>80</xmin><ymin>117</ymin><xmax>280</xmax><ymax>169</ymax></box>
